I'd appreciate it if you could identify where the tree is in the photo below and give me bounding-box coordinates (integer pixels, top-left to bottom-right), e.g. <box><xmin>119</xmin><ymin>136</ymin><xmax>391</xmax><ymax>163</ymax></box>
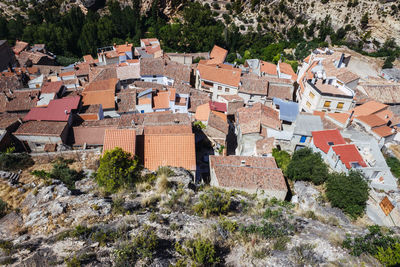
<box><xmin>286</xmin><ymin>147</ymin><xmax>328</xmax><ymax>185</ymax></box>
<box><xmin>326</xmin><ymin>171</ymin><xmax>369</xmax><ymax>218</ymax></box>
<box><xmin>272</xmin><ymin>148</ymin><xmax>291</xmax><ymax>175</ymax></box>
<box><xmin>386</xmin><ymin>156</ymin><xmax>400</xmax><ymax>178</ymax></box>
<box><xmin>361</xmin><ymin>12</ymin><xmax>369</xmax><ymax>29</ymax></box>
<box><xmin>96</xmin><ymin>147</ymin><xmax>141</xmax><ymax>193</ymax></box>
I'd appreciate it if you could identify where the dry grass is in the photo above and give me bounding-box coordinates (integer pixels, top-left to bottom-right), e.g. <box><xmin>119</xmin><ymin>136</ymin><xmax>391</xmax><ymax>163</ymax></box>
<box><xmin>136</xmin><ymin>182</ymin><xmax>152</xmax><ymax>193</ymax></box>
<box><xmin>141</xmin><ymin>193</ymin><xmax>161</xmax><ymax>208</ymax></box>
<box><xmin>155</xmin><ymin>173</ymin><xmax>168</xmax><ymax>194</ymax></box>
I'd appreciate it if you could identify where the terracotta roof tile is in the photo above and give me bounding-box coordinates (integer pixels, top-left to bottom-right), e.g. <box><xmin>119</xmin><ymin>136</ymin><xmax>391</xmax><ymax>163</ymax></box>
<box><xmin>356</xmin><ymin>114</ymin><xmax>387</xmax><ymax>128</ymax></box>
<box><xmin>116</xmin><ymin>89</ymin><xmax>136</xmax><ymax>113</ymax></box>
<box><xmin>236</xmin><ymin>103</ymin><xmax>281</xmax><ymax>134</ymax></box>
<box><xmin>41</xmin><ymin>81</ymin><xmax>63</xmax><ymax>94</ymax></box>
<box><xmin>239</xmin><ymin>74</ymin><xmax>269</xmax><ymax>95</ymax></box>
<box><xmin>144</xmin><ymin>133</ymin><xmax>196</xmax><ymax>171</ymax></box>
<box><xmin>144</xmin><ymin>125</ymin><xmax>192</xmax><ymax>135</ymax></box>
<box><xmin>103</xmin><ymin>129</ymin><xmax>136</xmax><ymax>155</ymax></box>
<box><xmin>84</xmin><ymin>78</ymin><xmax>118</xmax><ymax>92</ymax></box>
<box><xmin>153</xmin><ymin>91</ymin><xmax>170</xmax><ymax>110</ymax></box>
<box><xmin>208</xmin><ymin>111</ymin><xmax>229</xmax><ymax>135</ymax></box>
<box><xmin>0</xmin><ymin>90</ymin><xmax>39</xmax><ymax>113</ymax></box>
<box><xmin>279</xmin><ymin>62</ymin><xmax>298</xmax><ymax>80</ymax></box>
<box><xmin>13</xmin><ymin>41</ymin><xmax>29</xmax><ymax>54</ymax></box>
<box><xmin>82</xmin><ymin>90</ymin><xmax>115</xmax><ymax>110</ymax></box>
<box><xmin>14</xmin><ymin>121</ymin><xmax>67</xmax><ymax>136</ymax></box>
<box><xmin>331</xmin><ymin>144</ymin><xmax>367</xmax><ymax>169</ymax></box>
<box><xmin>372</xmin><ymin>125</ymin><xmax>395</xmax><ymax>137</ymax></box>
<box><xmin>256</xmin><ymin>137</ymin><xmax>275</xmax><ymax>155</ymax></box>
<box><xmin>326</xmin><ymin>112</ymin><xmax>350</xmax><ymax>125</ymax></box>
<box><xmin>197</xmin><ymin>64</ymin><xmax>241</xmax><ymax>88</ymax></box>
<box><xmin>210</xmin><ymin>155</ymin><xmax>287</xmax><ymax>192</ymax></box>
<box><xmin>72</xmin><ymin>126</ymin><xmax>114</xmax><ymax>146</ymax></box>
<box><xmin>195</xmin><ymin>103</ymin><xmax>210</xmax><ymax>121</ymax></box>
<box><xmin>260</xmin><ymin>61</ymin><xmax>277</xmax><ymax>76</ymax></box>
<box><xmin>312</xmin><ymin>129</ymin><xmax>346</xmax><ymax>153</ymax></box>
<box><xmin>209</xmin><ymin>101</ymin><xmax>227</xmax><ymax>113</ymax></box>
<box><xmin>352</xmin><ymin>101</ymin><xmax>388</xmax><ymax>117</ymax></box>
<box><xmin>208</xmin><ymin>45</ymin><xmax>228</xmax><ymax>65</ymax></box>
<box><xmin>24</xmin><ymin>96</ymin><xmax>80</xmax><ymax>122</ymax></box>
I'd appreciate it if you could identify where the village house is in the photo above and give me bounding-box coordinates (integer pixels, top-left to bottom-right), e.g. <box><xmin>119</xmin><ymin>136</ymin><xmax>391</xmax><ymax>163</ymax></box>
<box><xmin>217</xmin><ymin>94</ymin><xmax>244</xmax><ymax>116</ymax></box>
<box><xmin>134</xmin><ymin>38</ymin><xmax>163</xmax><ymax>59</ymax></box>
<box><xmin>116</xmin><ymin>60</ymin><xmax>140</xmax><ymax>86</ymax></box>
<box><xmin>36</xmin><ymin>81</ymin><xmax>66</xmax><ymax>107</ymax></box>
<box><xmin>23</xmin><ymin>96</ymin><xmax>81</xmax><ymax>126</ymax></box>
<box><xmin>166</xmin><ymin>52</ymin><xmax>209</xmax><ymax>66</ymax></box>
<box><xmin>195</xmin><ymin>63</ymin><xmax>242</xmax><ymax>100</ymax></box>
<box><xmin>243</xmin><ymin>59</ymin><xmax>278</xmax><ymax>78</ymax></box>
<box><xmin>135</xmin><ymin>88</ymin><xmax>189</xmax><ymax>114</ymax></box>
<box><xmin>291</xmin><ymin>114</ymin><xmax>323</xmax><ymax>151</ymax></box>
<box><xmin>103</xmin><ymin>128</ymin><xmax>136</xmax><ymax>156</ymax></box>
<box><xmin>0</xmin><ymin>113</ymin><xmax>22</xmax><ymax>151</ymax></box>
<box><xmin>0</xmin><ymin>89</ymin><xmax>40</xmax><ymax>114</ymax></box>
<box><xmin>14</xmin><ymin>121</ymin><xmax>69</xmax><ymax>152</ymax></box>
<box><xmin>277</xmin><ymin>62</ymin><xmax>297</xmax><ymax>81</ymax></box>
<box><xmin>235</xmin><ymin>103</ymin><xmax>281</xmax><ymax>156</ymax></box>
<box><xmin>13</xmin><ymin>40</ymin><xmax>29</xmax><ymax>56</ymax></box>
<box><xmin>17</xmin><ymin>50</ymin><xmax>56</xmax><ymax>67</ymax></box>
<box><xmin>199</xmin><ymin>45</ymin><xmax>228</xmax><ymax>65</ymax></box>
<box><xmin>209</xmin><ymin>155</ymin><xmax>288</xmax><ymax>200</ymax></box>
<box><xmin>140</xmin><ymin>57</ymin><xmax>191</xmax><ymax>87</ymax></box>
<box><xmin>0</xmin><ymin>40</ymin><xmax>16</xmax><ymax>71</ymax></box>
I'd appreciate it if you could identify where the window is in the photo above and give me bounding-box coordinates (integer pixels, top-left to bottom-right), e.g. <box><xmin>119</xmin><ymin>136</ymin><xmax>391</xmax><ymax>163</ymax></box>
<box><xmin>323</xmin><ymin>101</ymin><xmax>331</xmax><ymax>108</ymax></box>
<box><xmin>336</xmin><ymin>102</ymin><xmax>344</xmax><ymax>109</ymax></box>
<box><xmin>300</xmin><ymin>136</ymin><xmax>307</xmax><ymax>143</ymax></box>
<box><xmin>328</xmin><ymin>141</ymin><xmax>334</xmax><ymax>146</ymax></box>
<box><xmin>218</xmin><ymin>86</ymin><xmax>222</xmax><ymax>91</ymax></box>
<box><xmin>308</xmin><ymin>92</ymin><xmax>315</xmax><ymax>99</ymax></box>
<box><xmin>152</xmin><ymin>79</ymin><xmax>157</xmax><ymax>83</ymax></box>
<box><xmin>225</xmin><ymin>88</ymin><xmax>229</xmax><ymax>93</ymax></box>
<box><xmin>306</xmin><ymin>101</ymin><xmax>311</xmax><ymax>108</ymax></box>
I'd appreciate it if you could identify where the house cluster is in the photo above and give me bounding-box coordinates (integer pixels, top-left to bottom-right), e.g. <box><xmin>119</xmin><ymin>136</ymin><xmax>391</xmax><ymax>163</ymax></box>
<box><xmin>1</xmin><ymin>38</ymin><xmax>400</xmax><ymax>225</ymax></box>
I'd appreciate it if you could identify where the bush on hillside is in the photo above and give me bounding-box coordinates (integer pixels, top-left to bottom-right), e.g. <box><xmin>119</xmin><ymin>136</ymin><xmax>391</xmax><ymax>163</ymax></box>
<box><xmin>0</xmin><ymin>198</ymin><xmax>8</xmax><ymax>219</ymax></box>
<box><xmin>386</xmin><ymin>156</ymin><xmax>400</xmax><ymax>178</ymax></box>
<box><xmin>175</xmin><ymin>238</ymin><xmax>219</xmax><ymax>265</ymax></box>
<box><xmin>286</xmin><ymin>148</ymin><xmax>328</xmax><ymax>185</ymax></box>
<box><xmin>193</xmin><ymin>188</ymin><xmax>232</xmax><ymax>217</ymax></box>
<box><xmin>96</xmin><ymin>147</ymin><xmax>141</xmax><ymax>193</ymax></box>
<box><xmin>0</xmin><ymin>152</ymin><xmax>34</xmax><ymax>171</ymax></box>
<box><xmin>326</xmin><ymin>171</ymin><xmax>369</xmax><ymax>219</ymax></box>
<box><xmin>272</xmin><ymin>148</ymin><xmax>291</xmax><ymax>175</ymax></box>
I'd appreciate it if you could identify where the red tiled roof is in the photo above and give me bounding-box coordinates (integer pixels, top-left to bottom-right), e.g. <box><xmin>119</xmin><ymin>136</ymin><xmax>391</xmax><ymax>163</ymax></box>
<box><xmin>72</xmin><ymin>126</ymin><xmax>114</xmax><ymax>146</ymax></box>
<box><xmin>144</xmin><ymin>133</ymin><xmax>196</xmax><ymax>171</ymax></box>
<box><xmin>209</xmin><ymin>101</ymin><xmax>227</xmax><ymax>113</ymax></box>
<box><xmin>197</xmin><ymin>64</ymin><xmax>241</xmax><ymax>88</ymax></box>
<box><xmin>115</xmin><ymin>43</ymin><xmax>133</xmax><ymax>54</ymax></box>
<box><xmin>260</xmin><ymin>61</ymin><xmax>277</xmax><ymax>76</ymax></box>
<box><xmin>144</xmin><ymin>125</ymin><xmax>192</xmax><ymax>135</ymax></box>
<box><xmin>356</xmin><ymin>114</ymin><xmax>387</xmax><ymax>128</ymax></box>
<box><xmin>326</xmin><ymin>112</ymin><xmax>350</xmax><ymax>125</ymax></box>
<box><xmin>312</xmin><ymin>129</ymin><xmax>346</xmax><ymax>154</ymax></box>
<box><xmin>153</xmin><ymin>91</ymin><xmax>170</xmax><ymax>110</ymax></box>
<box><xmin>372</xmin><ymin>125</ymin><xmax>395</xmax><ymax>137</ymax></box>
<box><xmin>208</xmin><ymin>45</ymin><xmax>228</xmax><ymax>65</ymax></box>
<box><xmin>209</xmin><ymin>155</ymin><xmax>287</xmax><ymax>193</ymax></box>
<box><xmin>279</xmin><ymin>62</ymin><xmax>298</xmax><ymax>80</ymax></box>
<box><xmin>41</xmin><ymin>81</ymin><xmax>63</xmax><ymax>94</ymax></box>
<box><xmin>24</xmin><ymin>96</ymin><xmax>81</xmax><ymax>122</ymax></box>
<box><xmin>352</xmin><ymin>101</ymin><xmax>388</xmax><ymax>117</ymax></box>
<box><xmin>331</xmin><ymin>144</ymin><xmax>367</xmax><ymax>170</ymax></box>
<box><xmin>82</xmin><ymin>90</ymin><xmax>115</xmax><ymax>110</ymax></box>
<box><xmin>103</xmin><ymin>129</ymin><xmax>136</xmax><ymax>156</ymax></box>
<box><xmin>195</xmin><ymin>103</ymin><xmax>210</xmax><ymax>121</ymax></box>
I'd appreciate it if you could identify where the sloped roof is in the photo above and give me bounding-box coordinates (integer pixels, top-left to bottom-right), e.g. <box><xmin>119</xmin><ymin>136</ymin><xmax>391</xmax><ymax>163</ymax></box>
<box><xmin>294</xmin><ymin>114</ymin><xmax>323</xmax><ymax>136</ymax></box>
<box><xmin>195</xmin><ymin>103</ymin><xmax>211</xmax><ymax>121</ymax></box>
<box><xmin>72</xmin><ymin>126</ymin><xmax>114</xmax><ymax>146</ymax></box>
<box><xmin>279</xmin><ymin>62</ymin><xmax>298</xmax><ymax>80</ymax></box>
<box><xmin>103</xmin><ymin>129</ymin><xmax>136</xmax><ymax>156</ymax></box>
<box><xmin>82</xmin><ymin>90</ymin><xmax>115</xmax><ymax>110</ymax></box>
<box><xmin>143</xmin><ymin>125</ymin><xmax>192</xmax><ymax>135</ymax></box>
<box><xmin>312</xmin><ymin>129</ymin><xmax>346</xmax><ymax>154</ymax></box>
<box><xmin>352</xmin><ymin>101</ymin><xmax>388</xmax><ymax>117</ymax></box>
<box><xmin>197</xmin><ymin>64</ymin><xmax>241</xmax><ymax>88</ymax></box>
<box><xmin>260</xmin><ymin>60</ymin><xmax>277</xmax><ymax>76</ymax></box>
<box><xmin>356</xmin><ymin>114</ymin><xmax>387</xmax><ymax>128</ymax></box>
<box><xmin>331</xmin><ymin>144</ymin><xmax>367</xmax><ymax>169</ymax></box>
<box><xmin>209</xmin><ymin>101</ymin><xmax>227</xmax><ymax>113</ymax></box>
<box><xmin>41</xmin><ymin>81</ymin><xmax>63</xmax><ymax>94</ymax></box>
<box><xmin>239</xmin><ymin>74</ymin><xmax>269</xmax><ymax>95</ymax></box>
<box><xmin>372</xmin><ymin>125</ymin><xmax>395</xmax><ymax>137</ymax></box>
<box><xmin>13</xmin><ymin>41</ymin><xmax>28</xmax><ymax>54</ymax></box>
<box><xmin>326</xmin><ymin>112</ymin><xmax>350</xmax><ymax>125</ymax></box>
<box><xmin>144</xmin><ymin>133</ymin><xmax>196</xmax><ymax>171</ymax></box>
<box><xmin>24</xmin><ymin>96</ymin><xmax>80</xmax><ymax>122</ymax></box>
<box><xmin>0</xmin><ymin>90</ymin><xmax>39</xmax><ymax>113</ymax></box>
<box><xmin>273</xmin><ymin>98</ymin><xmax>298</xmax><ymax>122</ymax></box>
<box><xmin>153</xmin><ymin>91</ymin><xmax>170</xmax><ymax>110</ymax></box>
<box><xmin>236</xmin><ymin>103</ymin><xmax>281</xmax><ymax>134</ymax></box>
<box><xmin>84</xmin><ymin>78</ymin><xmax>118</xmax><ymax>92</ymax></box>
<box><xmin>208</xmin><ymin>45</ymin><xmax>228</xmax><ymax>65</ymax></box>
<box><xmin>256</xmin><ymin>137</ymin><xmax>275</xmax><ymax>155</ymax></box>
<box><xmin>117</xmin><ymin>64</ymin><xmax>140</xmax><ymax>80</ymax></box>
<box><xmin>14</xmin><ymin>121</ymin><xmax>67</xmax><ymax>136</ymax></box>
<box><xmin>208</xmin><ymin>111</ymin><xmax>228</xmax><ymax>135</ymax></box>
<box><xmin>209</xmin><ymin>155</ymin><xmax>287</xmax><ymax>192</ymax></box>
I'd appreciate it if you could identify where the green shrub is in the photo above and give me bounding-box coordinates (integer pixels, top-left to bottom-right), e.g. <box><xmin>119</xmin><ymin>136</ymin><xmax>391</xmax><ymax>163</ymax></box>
<box><xmin>272</xmin><ymin>149</ymin><xmax>291</xmax><ymax>175</ymax></box>
<box><xmin>240</xmin><ymin>220</ymin><xmax>293</xmax><ymax>239</ymax></box>
<box><xmin>386</xmin><ymin>156</ymin><xmax>400</xmax><ymax>178</ymax></box>
<box><xmin>273</xmin><ymin>236</ymin><xmax>291</xmax><ymax>251</ymax></box>
<box><xmin>0</xmin><ymin>198</ymin><xmax>8</xmax><ymax>219</ymax></box>
<box><xmin>114</xmin><ymin>226</ymin><xmax>158</xmax><ymax>266</ymax></box>
<box><xmin>156</xmin><ymin>166</ymin><xmax>175</xmax><ymax>177</ymax></box>
<box><xmin>112</xmin><ymin>198</ymin><xmax>126</xmax><ymax>215</ymax></box>
<box><xmin>286</xmin><ymin>147</ymin><xmax>328</xmax><ymax>185</ymax></box>
<box><xmin>0</xmin><ymin>240</ymin><xmax>13</xmax><ymax>255</ymax></box>
<box><xmin>50</xmin><ymin>160</ymin><xmax>82</xmax><ymax>190</ymax></box>
<box><xmin>96</xmin><ymin>147</ymin><xmax>141</xmax><ymax>193</ymax></box>
<box><xmin>375</xmin><ymin>243</ymin><xmax>400</xmax><ymax>266</ymax></box>
<box><xmin>218</xmin><ymin>217</ymin><xmax>238</xmax><ymax>233</ymax></box>
<box><xmin>193</xmin><ymin>188</ymin><xmax>232</xmax><ymax>217</ymax></box>
<box><xmin>175</xmin><ymin>238</ymin><xmax>219</xmax><ymax>265</ymax></box>
<box><xmin>326</xmin><ymin>171</ymin><xmax>369</xmax><ymax>219</ymax></box>
<box><xmin>0</xmin><ymin>152</ymin><xmax>34</xmax><ymax>171</ymax></box>
<box><xmin>343</xmin><ymin>225</ymin><xmax>400</xmax><ymax>257</ymax></box>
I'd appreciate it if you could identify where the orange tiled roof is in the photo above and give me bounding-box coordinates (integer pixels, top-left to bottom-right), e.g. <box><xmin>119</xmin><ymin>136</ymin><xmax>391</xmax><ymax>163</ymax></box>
<box><xmin>279</xmin><ymin>62</ymin><xmax>298</xmax><ymax>80</ymax></box>
<box><xmin>82</xmin><ymin>90</ymin><xmax>115</xmax><ymax>110</ymax></box>
<box><xmin>331</xmin><ymin>144</ymin><xmax>367</xmax><ymax>169</ymax></box>
<box><xmin>326</xmin><ymin>112</ymin><xmax>350</xmax><ymax>125</ymax></box>
<box><xmin>352</xmin><ymin>101</ymin><xmax>388</xmax><ymax>117</ymax></box>
<box><xmin>144</xmin><ymin>133</ymin><xmax>196</xmax><ymax>171</ymax></box>
<box><xmin>356</xmin><ymin>114</ymin><xmax>387</xmax><ymax>128</ymax></box>
<box><xmin>103</xmin><ymin>129</ymin><xmax>136</xmax><ymax>156</ymax></box>
<box><xmin>84</xmin><ymin>78</ymin><xmax>118</xmax><ymax>92</ymax></box>
<box><xmin>115</xmin><ymin>43</ymin><xmax>133</xmax><ymax>54</ymax></box>
<box><xmin>195</xmin><ymin>103</ymin><xmax>211</xmax><ymax>121</ymax></box>
<box><xmin>13</xmin><ymin>41</ymin><xmax>28</xmax><ymax>55</ymax></box>
<box><xmin>260</xmin><ymin>60</ymin><xmax>277</xmax><ymax>76</ymax></box>
<box><xmin>372</xmin><ymin>125</ymin><xmax>395</xmax><ymax>137</ymax></box>
<box><xmin>208</xmin><ymin>45</ymin><xmax>228</xmax><ymax>65</ymax></box>
<box><xmin>197</xmin><ymin>64</ymin><xmax>241</xmax><ymax>88</ymax></box>
<box><xmin>303</xmin><ymin>55</ymin><xmax>311</xmax><ymax>64</ymax></box>
<box><xmin>144</xmin><ymin>125</ymin><xmax>192</xmax><ymax>135</ymax></box>
<box><xmin>153</xmin><ymin>91</ymin><xmax>170</xmax><ymax>110</ymax></box>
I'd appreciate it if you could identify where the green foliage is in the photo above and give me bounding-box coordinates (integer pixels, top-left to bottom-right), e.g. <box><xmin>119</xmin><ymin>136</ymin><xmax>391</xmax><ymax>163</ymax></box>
<box><xmin>326</xmin><ymin>171</ymin><xmax>369</xmax><ymax>219</ymax></box>
<box><xmin>386</xmin><ymin>156</ymin><xmax>400</xmax><ymax>178</ymax></box>
<box><xmin>0</xmin><ymin>152</ymin><xmax>34</xmax><ymax>171</ymax></box>
<box><xmin>175</xmin><ymin>238</ymin><xmax>219</xmax><ymax>265</ymax></box>
<box><xmin>218</xmin><ymin>217</ymin><xmax>238</xmax><ymax>233</ymax></box>
<box><xmin>272</xmin><ymin>149</ymin><xmax>291</xmax><ymax>175</ymax></box>
<box><xmin>0</xmin><ymin>240</ymin><xmax>13</xmax><ymax>255</ymax></box>
<box><xmin>193</xmin><ymin>120</ymin><xmax>206</xmax><ymax>130</ymax></box>
<box><xmin>0</xmin><ymin>198</ymin><xmax>8</xmax><ymax>219</ymax></box>
<box><xmin>96</xmin><ymin>147</ymin><xmax>141</xmax><ymax>193</ymax></box>
<box><xmin>239</xmin><ymin>220</ymin><xmax>293</xmax><ymax>239</ymax></box>
<box><xmin>286</xmin><ymin>148</ymin><xmax>328</xmax><ymax>185</ymax></box>
<box><xmin>65</xmin><ymin>253</ymin><xmax>97</xmax><ymax>267</ymax></box>
<box><xmin>112</xmin><ymin>198</ymin><xmax>126</xmax><ymax>214</ymax></box>
<box><xmin>273</xmin><ymin>236</ymin><xmax>291</xmax><ymax>251</ymax></box>
<box><xmin>383</xmin><ymin>55</ymin><xmax>395</xmax><ymax>69</ymax></box>
<box><xmin>343</xmin><ymin>225</ymin><xmax>400</xmax><ymax>265</ymax></box>
<box><xmin>114</xmin><ymin>226</ymin><xmax>159</xmax><ymax>266</ymax></box>
<box><xmin>50</xmin><ymin>159</ymin><xmax>82</xmax><ymax>190</ymax></box>
<box><xmin>361</xmin><ymin>12</ymin><xmax>369</xmax><ymax>29</ymax></box>
<box><xmin>375</xmin><ymin>243</ymin><xmax>400</xmax><ymax>266</ymax></box>
<box><xmin>157</xmin><ymin>166</ymin><xmax>175</xmax><ymax>177</ymax></box>
<box><xmin>193</xmin><ymin>188</ymin><xmax>232</xmax><ymax>217</ymax></box>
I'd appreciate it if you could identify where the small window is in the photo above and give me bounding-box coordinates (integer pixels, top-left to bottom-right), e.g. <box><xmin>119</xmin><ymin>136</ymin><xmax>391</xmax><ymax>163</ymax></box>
<box><xmin>300</xmin><ymin>136</ymin><xmax>307</xmax><ymax>143</ymax></box>
<box><xmin>309</xmin><ymin>92</ymin><xmax>315</xmax><ymax>99</ymax></box>
<box><xmin>218</xmin><ymin>86</ymin><xmax>222</xmax><ymax>91</ymax></box>
<box><xmin>351</xmin><ymin>162</ymin><xmax>361</xmax><ymax>168</ymax></box>
<box><xmin>336</xmin><ymin>102</ymin><xmax>344</xmax><ymax>109</ymax></box>
<box><xmin>328</xmin><ymin>141</ymin><xmax>334</xmax><ymax>146</ymax></box>
<box><xmin>306</xmin><ymin>101</ymin><xmax>311</xmax><ymax>108</ymax></box>
<box><xmin>152</xmin><ymin>79</ymin><xmax>157</xmax><ymax>83</ymax></box>
<box><xmin>225</xmin><ymin>88</ymin><xmax>229</xmax><ymax>93</ymax></box>
<box><xmin>323</xmin><ymin>101</ymin><xmax>331</xmax><ymax>108</ymax></box>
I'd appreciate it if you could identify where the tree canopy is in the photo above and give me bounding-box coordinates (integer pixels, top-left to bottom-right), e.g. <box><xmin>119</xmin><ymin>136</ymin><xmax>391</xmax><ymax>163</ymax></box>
<box><xmin>96</xmin><ymin>147</ymin><xmax>141</xmax><ymax>193</ymax></box>
<box><xmin>286</xmin><ymin>147</ymin><xmax>329</xmax><ymax>185</ymax></box>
